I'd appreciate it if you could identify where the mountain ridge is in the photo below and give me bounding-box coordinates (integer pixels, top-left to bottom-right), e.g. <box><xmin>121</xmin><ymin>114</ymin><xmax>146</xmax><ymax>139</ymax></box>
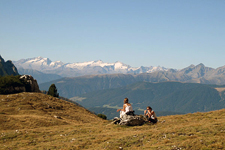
<box><xmin>39</xmin><ymin>68</ymin><xmax>225</xmax><ymax>99</ymax></box>
<box><xmin>13</xmin><ymin>56</ymin><xmax>168</xmax><ymax>77</ymax></box>
<box><xmin>0</xmin><ymin>55</ymin><xmax>19</xmax><ymax>76</ymax></box>
<box><xmin>13</xmin><ymin>56</ymin><xmax>225</xmax><ymax>86</ymax></box>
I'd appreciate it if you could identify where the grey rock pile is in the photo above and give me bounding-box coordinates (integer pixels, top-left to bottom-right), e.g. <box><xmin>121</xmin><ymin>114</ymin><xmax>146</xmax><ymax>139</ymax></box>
<box><xmin>112</xmin><ymin>114</ymin><xmax>147</xmax><ymax>126</ymax></box>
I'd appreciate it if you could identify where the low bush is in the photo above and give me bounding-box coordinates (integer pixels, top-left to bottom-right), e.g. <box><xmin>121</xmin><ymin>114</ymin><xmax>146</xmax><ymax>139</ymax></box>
<box><xmin>97</xmin><ymin>113</ymin><xmax>107</xmax><ymax>120</ymax></box>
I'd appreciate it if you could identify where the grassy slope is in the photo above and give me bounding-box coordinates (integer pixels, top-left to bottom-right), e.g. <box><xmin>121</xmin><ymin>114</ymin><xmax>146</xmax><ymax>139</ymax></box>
<box><xmin>0</xmin><ymin>92</ymin><xmax>102</xmax><ymax>130</ymax></box>
<box><xmin>0</xmin><ymin>93</ymin><xmax>225</xmax><ymax>150</ymax></box>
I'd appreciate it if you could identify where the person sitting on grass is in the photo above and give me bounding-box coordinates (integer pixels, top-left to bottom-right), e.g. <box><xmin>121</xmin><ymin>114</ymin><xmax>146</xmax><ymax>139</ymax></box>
<box><xmin>144</xmin><ymin>106</ymin><xmax>158</xmax><ymax>124</ymax></box>
<box><xmin>117</xmin><ymin>98</ymin><xmax>134</xmax><ymax>118</ymax></box>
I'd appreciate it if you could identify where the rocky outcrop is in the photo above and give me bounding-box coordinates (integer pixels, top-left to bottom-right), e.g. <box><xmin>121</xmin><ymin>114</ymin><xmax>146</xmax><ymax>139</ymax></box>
<box><xmin>0</xmin><ymin>55</ymin><xmax>19</xmax><ymax>76</ymax></box>
<box><xmin>0</xmin><ymin>75</ymin><xmax>41</xmax><ymax>94</ymax></box>
<box><xmin>19</xmin><ymin>75</ymin><xmax>40</xmax><ymax>92</ymax></box>
<box><xmin>113</xmin><ymin>114</ymin><xmax>146</xmax><ymax>126</ymax></box>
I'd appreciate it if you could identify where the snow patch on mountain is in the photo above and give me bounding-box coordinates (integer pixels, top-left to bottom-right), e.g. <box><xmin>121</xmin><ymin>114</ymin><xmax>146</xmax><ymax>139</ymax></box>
<box><xmin>13</xmin><ymin>56</ymin><xmax>168</xmax><ymax>77</ymax></box>
<box><xmin>114</xmin><ymin>61</ymin><xmax>129</xmax><ymax>70</ymax></box>
<box><xmin>66</xmin><ymin>60</ymin><xmax>115</xmax><ymax>68</ymax></box>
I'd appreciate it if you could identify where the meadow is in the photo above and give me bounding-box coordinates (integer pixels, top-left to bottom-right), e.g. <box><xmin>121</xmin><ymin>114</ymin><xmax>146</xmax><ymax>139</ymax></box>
<box><xmin>0</xmin><ymin>92</ymin><xmax>225</xmax><ymax>150</ymax></box>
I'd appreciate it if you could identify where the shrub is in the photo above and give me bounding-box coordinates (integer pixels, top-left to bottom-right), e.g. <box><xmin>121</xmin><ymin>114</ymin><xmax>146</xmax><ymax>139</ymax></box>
<box><xmin>0</xmin><ymin>75</ymin><xmax>30</xmax><ymax>94</ymax></box>
<box><xmin>97</xmin><ymin>114</ymin><xmax>107</xmax><ymax>120</ymax></box>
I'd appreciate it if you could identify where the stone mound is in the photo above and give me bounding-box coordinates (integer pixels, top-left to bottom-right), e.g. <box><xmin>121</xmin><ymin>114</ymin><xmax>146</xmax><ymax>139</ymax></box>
<box><xmin>112</xmin><ymin>114</ymin><xmax>147</xmax><ymax>126</ymax></box>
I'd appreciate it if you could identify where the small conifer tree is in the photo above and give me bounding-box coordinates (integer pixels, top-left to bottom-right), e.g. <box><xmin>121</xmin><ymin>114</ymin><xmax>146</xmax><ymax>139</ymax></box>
<box><xmin>47</xmin><ymin>84</ymin><xmax>59</xmax><ymax>97</ymax></box>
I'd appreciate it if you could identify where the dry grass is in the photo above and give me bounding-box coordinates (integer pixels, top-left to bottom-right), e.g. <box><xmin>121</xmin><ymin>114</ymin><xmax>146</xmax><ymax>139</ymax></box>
<box><xmin>1</xmin><ymin>92</ymin><xmax>225</xmax><ymax>150</ymax></box>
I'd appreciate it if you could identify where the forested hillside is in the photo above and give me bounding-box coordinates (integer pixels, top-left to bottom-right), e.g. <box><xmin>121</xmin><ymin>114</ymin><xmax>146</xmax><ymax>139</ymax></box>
<box><xmin>71</xmin><ymin>81</ymin><xmax>225</xmax><ymax>114</ymax></box>
<box><xmin>39</xmin><ymin>74</ymin><xmax>137</xmax><ymax>98</ymax></box>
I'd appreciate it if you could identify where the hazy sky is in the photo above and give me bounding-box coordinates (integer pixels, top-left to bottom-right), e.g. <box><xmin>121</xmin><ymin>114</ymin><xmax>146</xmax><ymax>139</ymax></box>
<box><xmin>1</xmin><ymin>0</ymin><xmax>225</xmax><ymax>69</ymax></box>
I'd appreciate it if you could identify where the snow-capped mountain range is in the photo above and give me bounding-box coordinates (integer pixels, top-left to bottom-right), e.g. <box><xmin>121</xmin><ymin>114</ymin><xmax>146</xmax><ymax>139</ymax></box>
<box><xmin>13</xmin><ymin>56</ymin><xmax>168</xmax><ymax>77</ymax></box>
<box><xmin>11</xmin><ymin>56</ymin><xmax>225</xmax><ymax>85</ymax></box>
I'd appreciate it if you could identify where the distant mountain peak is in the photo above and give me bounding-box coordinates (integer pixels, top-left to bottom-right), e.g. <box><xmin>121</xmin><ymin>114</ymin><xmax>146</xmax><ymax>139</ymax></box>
<box><xmin>196</xmin><ymin>63</ymin><xmax>205</xmax><ymax>67</ymax></box>
<box><xmin>13</xmin><ymin>56</ymin><xmax>168</xmax><ymax>77</ymax></box>
<box><xmin>94</xmin><ymin>60</ymin><xmax>103</xmax><ymax>63</ymax></box>
<box><xmin>115</xmin><ymin>61</ymin><xmax>123</xmax><ymax>63</ymax></box>
<box><xmin>189</xmin><ymin>64</ymin><xmax>196</xmax><ymax>68</ymax></box>
<box><xmin>37</xmin><ymin>56</ymin><xmax>43</xmax><ymax>59</ymax></box>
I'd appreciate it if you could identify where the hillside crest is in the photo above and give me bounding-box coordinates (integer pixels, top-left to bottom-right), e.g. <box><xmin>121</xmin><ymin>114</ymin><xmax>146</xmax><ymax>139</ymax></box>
<box><xmin>0</xmin><ymin>92</ymin><xmax>102</xmax><ymax>130</ymax></box>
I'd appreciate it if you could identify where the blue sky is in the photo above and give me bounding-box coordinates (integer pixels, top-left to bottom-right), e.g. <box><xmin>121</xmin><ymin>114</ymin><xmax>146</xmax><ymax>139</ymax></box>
<box><xmin>1</xmin><ymin>0</ymin><xmax>225</xmax><ymax>69</ymax></box>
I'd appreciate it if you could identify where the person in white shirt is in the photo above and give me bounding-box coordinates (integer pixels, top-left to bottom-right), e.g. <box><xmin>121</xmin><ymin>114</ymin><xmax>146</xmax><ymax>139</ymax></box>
<box><xmin>144</xmin><ymin>106</ymin><xmax>158</xmax><ymax>124</ymax></box>
<box><xmin>117</xmin><ymin>98</ymin><xmax>133</xmax><ymax>118</ymax></box>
